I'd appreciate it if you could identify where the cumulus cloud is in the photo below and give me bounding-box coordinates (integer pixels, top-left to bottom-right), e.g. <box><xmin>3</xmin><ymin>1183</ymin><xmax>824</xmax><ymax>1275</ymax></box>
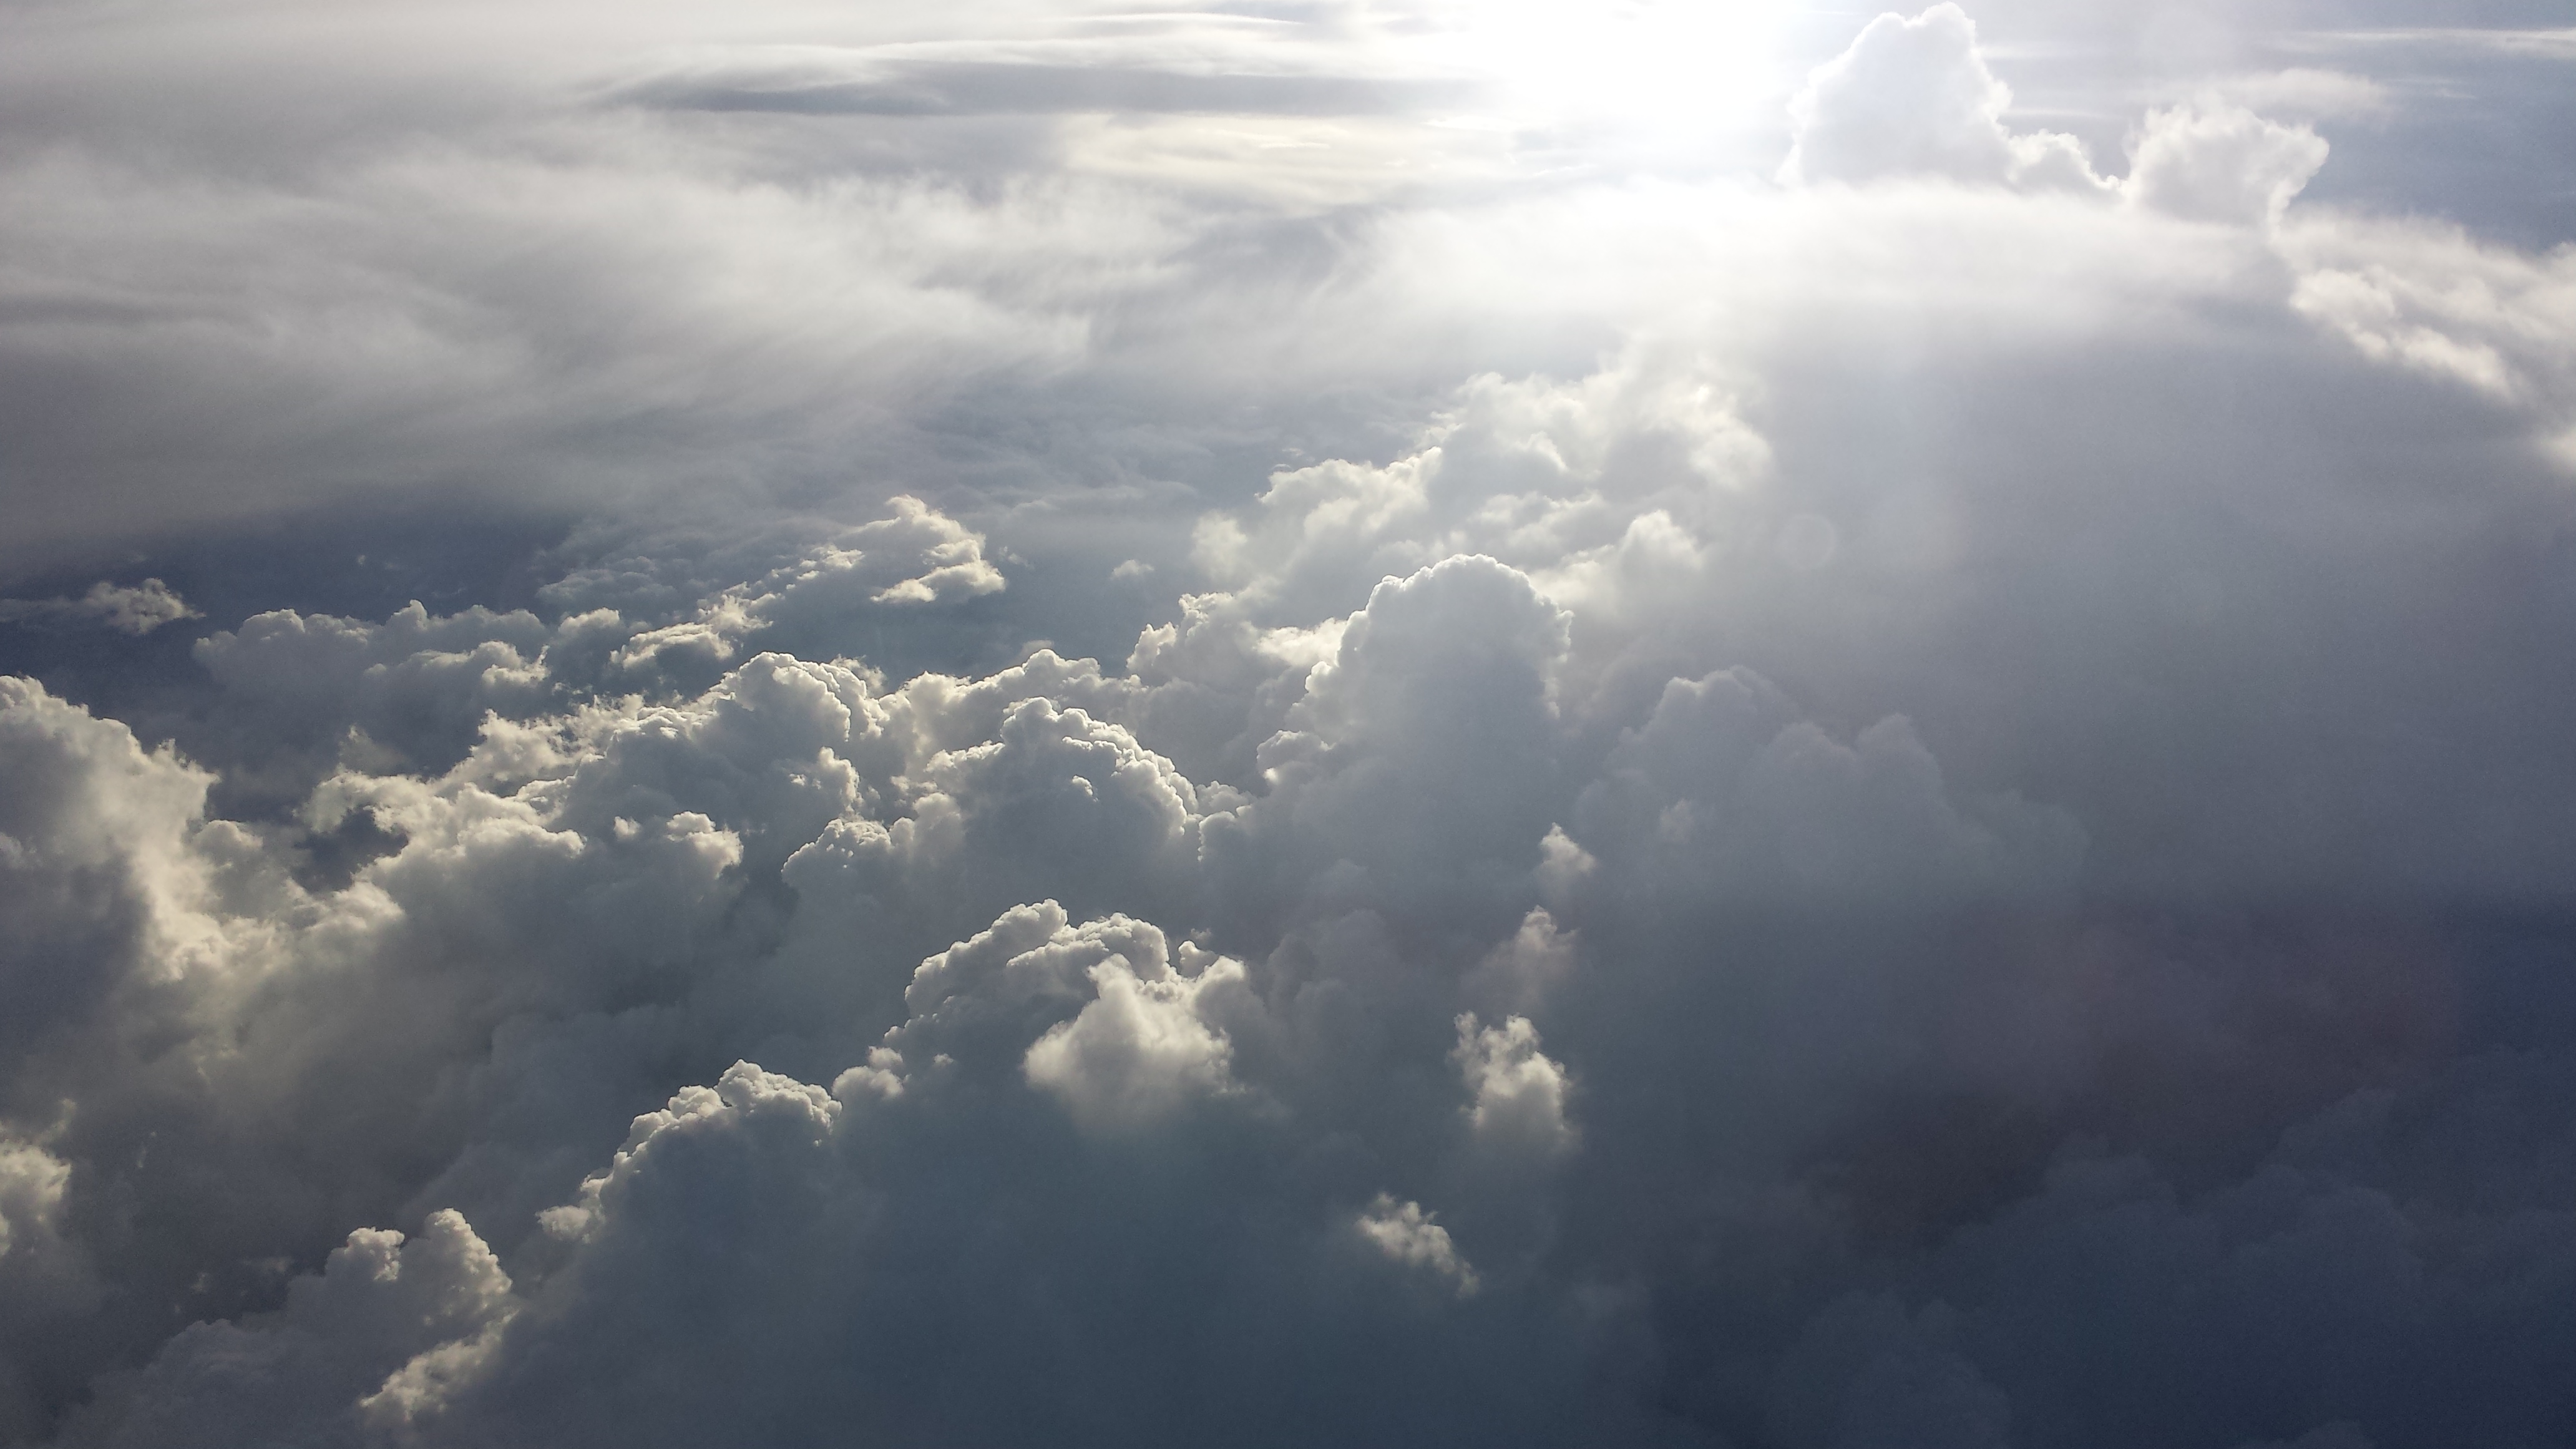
<box><xmin>2</xmin><ymin>0</ymin><xmax>2575</xmax><ymax>1445</ymax></box>
<box><xmin>1451</xmin><ymin>1013</ymin><xmax>1577</xmax><ymax>1158</ymax></box>
<box><xmin>1780</xmin><ymin>4</ymin><xmax>2107</xmax><ymax>193</ymax></box>
<box><xmin>0</xmin><ymin>495</ymin><xmax>2126</xmax><ymax>1440</ymax></box>
<box><xmin>0</xmin><ymin>1139</ymin><xmax>96</xmax><ymax>1442</ymax></box>
<box><xmin>69</xmin><ymin>1212</ymin><xmax>515</xmax><ymax>1449</ymax></box>
<box><xmin>602</xmin><ymin>495</ymin><xmax>1006</xmax><ymax>679</ymax></box>
<box><xmin>1574</xmin><ymin>669</ymin><xmax>2084</xmax><ymax>907</ymax></box>
<box><xmin>1022</xmin><ymin>948</ymin><xmax>1245</xmax><ymax>1130</ymax></box>
<box><xmin>2125</xmin><ymin>98</ymin><xmax>2331</xmax><ymax>227</ymax></box>
<box><xmin>1355</xmin><ymin>1195</ymin><xmax>1480</xmax><ymax>1297</ymax></box>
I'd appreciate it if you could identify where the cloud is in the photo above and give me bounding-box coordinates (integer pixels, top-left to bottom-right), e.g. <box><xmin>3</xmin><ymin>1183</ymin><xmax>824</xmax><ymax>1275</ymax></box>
<box><xmin>1022</xmin><ymin>947</ymin><xmax>1246</xmax><ymax>1131</ymax></box>
<box><xmin>2303</xmin><ymin>26</ymin><xmax>2576</xmax><ymax>61</ymax></box>
<box><xmin>612</xmin><ymin>34</ymin><xmax>1477</xmax><ymax>119</ymax></box>
<box><xmin>1355</xmin><ymin>1195</ymin><xmax>1480</xmax><ymax>1297</ymax></box>
<box><xmin>605</xmin><ymin>495</ymin><xmax>1007</xmax><ymax>680</ymax></box>
<box><xmin>1780</xmin><ymin>4</ymin><xmax>2107</xmax><ymax>193</ymax></box>
<box><xmin>0</xmin><ymin>493</ymin><xmax>2122</xmax><ymax>1440</ymax></box>
<box><xmin>2201</xmin><ymin>69</ymin><xmax>2393</xmax><ymax>122</ymax></box>
<box><xmin>2283</xmin><ymin>212</ymin><xmax>2576</xmax><ymax>432</ymax></box>
<box><xmin>3</xmin><ymin>1</ymin><xmax>2576</xmax><ymax>1445</ymax></box>
<box><xmin>1451</xmin><ymin>1013</ymin><xmax>1576</xmax><ymax>1158</ymax></box>
<box><xmin>1573</xmin><ymin>670</ymin><xmax>2084</xmax><ymax>907</ymax></box>
<box><xmin>0</xmin><ymin>1138</ymin><xmax>97</xmax><ymax>1443</ymax></box>
<box><xmin>0</xmin><ymin>137</ymin><xmax>1119</xmax><ymax>560</ymax></box>
<box><xmin>69</xmin><ymin>1212</ymin><xmax>514</xmax><ymax>1449</ymax></box>
<box><xmin>0</xmin><ymin>676</ymin><xmax>233</xmax><ymax>1056</ymax></box>
<box><xmin>2125</xmin><ymin>97</ymin><xmax>2331</xmax><ymax>227</ymax></box>
<box><xmin>0</xmin><ymin>581</ymin><xmax>197</xmax><ymax>635</ymax></box>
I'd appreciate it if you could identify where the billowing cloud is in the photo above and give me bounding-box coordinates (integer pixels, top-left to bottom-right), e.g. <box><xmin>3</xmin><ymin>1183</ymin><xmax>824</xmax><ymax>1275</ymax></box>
<box><xmin>2125</xmin><ymin>97</ymin><xmax>2331</xmax><ymax>227</ymax></box>
<box><xmin>1780</xmin><ymin>4</ymin><xmax>2107</xmax><ymax>192</ymax></box>
<box><xmin>2</xmin><ymin>1</ymin><xmax>2575</xmax><ymax>1446</ymax></box>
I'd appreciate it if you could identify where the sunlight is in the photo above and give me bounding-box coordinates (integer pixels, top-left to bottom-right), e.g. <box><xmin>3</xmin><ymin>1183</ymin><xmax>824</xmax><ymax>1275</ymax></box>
<box><xmin>1425</xmin><ymin>0</ymin><xmax>1801</xmax><ymax>139</ymax></box>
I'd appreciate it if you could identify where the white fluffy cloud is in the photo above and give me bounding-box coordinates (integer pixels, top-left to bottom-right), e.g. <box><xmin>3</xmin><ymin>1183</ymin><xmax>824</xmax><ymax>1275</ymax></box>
<box><xmin>1022</xmin><ymin>949</ymin><xmax>1246</xmax><ymax>1131</ymax></box>
<box><xmin>2125</xmin><ymin>98</ymin><xmax>2330</xmax><ymax>227</ymax></box>
<box><xmin>1781</xmin><ymin>4</ymin><xmax>2107</xmax><ymax>193</ymax></box>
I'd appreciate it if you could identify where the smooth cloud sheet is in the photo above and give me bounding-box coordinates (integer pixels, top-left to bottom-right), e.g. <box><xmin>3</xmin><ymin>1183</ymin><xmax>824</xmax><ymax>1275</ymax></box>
<box><xmin>3</xmin><ymin>1</ymin><xmax>2576</xmax><ymax>1447</ymax></box>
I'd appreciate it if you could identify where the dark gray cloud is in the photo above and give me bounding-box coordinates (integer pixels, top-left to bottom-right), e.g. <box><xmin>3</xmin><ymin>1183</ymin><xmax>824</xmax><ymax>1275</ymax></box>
<box><xmin>2</xmin><ymin>2</ymin><xmax>2575</xmax><ymax>1447</ymax></box>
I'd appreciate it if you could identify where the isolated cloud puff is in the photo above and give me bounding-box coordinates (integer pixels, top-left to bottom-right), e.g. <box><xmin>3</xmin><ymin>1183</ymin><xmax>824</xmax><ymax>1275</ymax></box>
<box><xmin>1355</xmin><ymin>1195</ymin><xmax>1480</xmax><ymax>1297</ymax></box>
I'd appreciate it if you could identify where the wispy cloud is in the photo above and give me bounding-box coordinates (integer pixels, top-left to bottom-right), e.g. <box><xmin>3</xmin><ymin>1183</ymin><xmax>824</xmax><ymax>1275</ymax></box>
<box><xmin>0</xmin><ymin>578</ymin><xmax>198</xmax><ymax>634</ymax></box>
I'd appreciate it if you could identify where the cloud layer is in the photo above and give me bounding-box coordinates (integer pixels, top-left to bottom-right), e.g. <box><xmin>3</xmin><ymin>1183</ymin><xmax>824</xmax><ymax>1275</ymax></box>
<box><xmin>4</xmin><ymin>2</ymin><xmax>2575</xmax><ymax>1447</ymax></box>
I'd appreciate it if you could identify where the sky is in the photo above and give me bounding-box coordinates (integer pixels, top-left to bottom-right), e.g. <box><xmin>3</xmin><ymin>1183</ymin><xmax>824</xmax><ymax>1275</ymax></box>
<box><xmin>2</xmin><ymin>1</ymin><xmax>2575</xmax><ymax>1445</ymax></box>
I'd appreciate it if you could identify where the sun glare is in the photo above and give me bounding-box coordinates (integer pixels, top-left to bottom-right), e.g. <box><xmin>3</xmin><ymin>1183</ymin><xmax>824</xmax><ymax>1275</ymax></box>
<box><xmin>1427</xmin><ymin>0</ymin><xmax>1799</xmax><ymax>142</ymax></box>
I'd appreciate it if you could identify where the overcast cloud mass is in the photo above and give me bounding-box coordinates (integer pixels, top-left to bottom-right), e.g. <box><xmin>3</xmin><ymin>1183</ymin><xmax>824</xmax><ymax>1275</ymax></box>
<box><xmin>2</xmin><ymin>0</ymin><xmax>2575</xmax><ymax>1444</ymax></box>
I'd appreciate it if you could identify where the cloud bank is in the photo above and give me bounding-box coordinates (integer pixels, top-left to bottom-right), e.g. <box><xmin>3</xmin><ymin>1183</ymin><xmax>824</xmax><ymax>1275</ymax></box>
<box><xmin>3</xmin><ymin>1</ymin><xmax>2575</xmax><ymax>1446</ymax></box>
